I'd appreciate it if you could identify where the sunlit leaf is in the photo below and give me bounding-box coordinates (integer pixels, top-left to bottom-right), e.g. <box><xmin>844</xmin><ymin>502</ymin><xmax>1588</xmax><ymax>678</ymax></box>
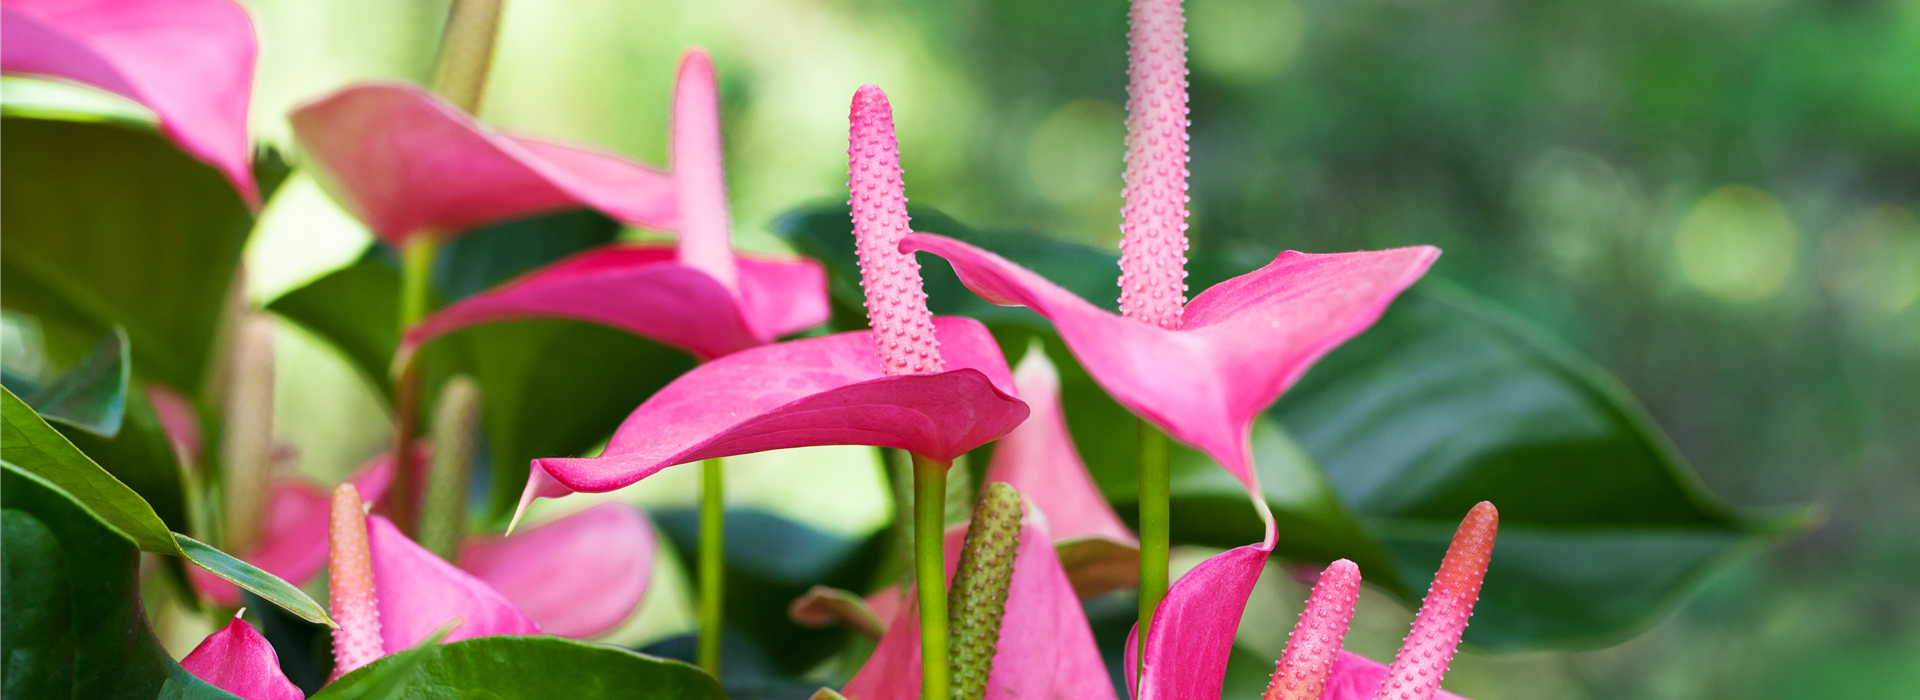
<box><xmin>312</xmin><ymin>636</ymin><xmax>726</xmax><ymax>700</ymax></box>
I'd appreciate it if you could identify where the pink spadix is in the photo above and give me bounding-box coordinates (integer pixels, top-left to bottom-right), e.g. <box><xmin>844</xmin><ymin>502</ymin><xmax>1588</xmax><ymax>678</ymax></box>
<box><xmin>1118</xmin><ymin>0</ymin><xmax>1193</xmax><ymax>330</ymax></box>
<box><xmin>1265</xmin><ymin>560</ymin><xmax>1361</xmax><ymax>700</ymax></box>
<box><xmin>328</xmin><ymin>484</ymin><xmax>384</xmax><ymax>679</ymax></box>
<box><xmin>1373</xmin><ymin>501</ymin><xmax>1498</xmax><ymax>700</ymax></box>
<box><xmin>849</xmin><ymin>84</ymin><xmax>942</xmax><ymax>374</ymax></box>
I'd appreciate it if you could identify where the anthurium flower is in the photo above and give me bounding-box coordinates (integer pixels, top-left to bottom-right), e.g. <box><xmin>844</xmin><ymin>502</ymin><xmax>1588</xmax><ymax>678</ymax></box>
<box><xmin>1</xmin><ymin>0</ymin><xmax>261</xmax><ymax>203</ymax></box>
<box><xmin>983</xmin><ymin>344</ymin><xmax>1139</xmax><ymax>598</ymax></box>
<box><xmin>840</xmin><ymin>500</ymin><xmax>1115</xmax><ymax>700</ymax></box>
<box><xmin>187</xmin><ymin>449</ymin><xmax>398</xmax><ymax>607</ymax></box>
<box><xmin>180</xmin><ymin>613</ymin><xmax>303</xmax><ymax>700</ymax></box>
<box><xmin>289</xmin><ymin>80</ymin><xmax>678</xmax><ymax>247</ymax></box>
<box><xmin>1123</xmin><ymin>502</ymin><xmax>1497</xmax><ymax>700</ymax></box>
<box><xmin>513</xmin><ymin>85</ymin><xmax>1027</xmax><ymax>514</ymax></box>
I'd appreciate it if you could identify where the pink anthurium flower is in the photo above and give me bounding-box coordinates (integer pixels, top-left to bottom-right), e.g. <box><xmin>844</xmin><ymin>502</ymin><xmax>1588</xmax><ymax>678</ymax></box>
<box><xmin>983</xmin><ymin>344</ymin><xmax>1140</xmax><ymax>598</ymax></box>
<box><xmin>1</xmin><ymin>0</ymin><xmax>261</xmax><ymax>204</ymax></box>
<box><xmin>393</xmin><ymin>50</ymin><xmax>829</xmax><ymax>363</ymax></box>
<box><xmin>185</xmin><ymin>448</ymin><xmax>655</xmax><ymax>640</ymax></box>
<box><xmin>180</xmin><ymin>613</ymin><xmax>303</xmax><ymax>700</ymax></box>
<box><xmin>513</xmin><ymin>84</ymin><xmax>1027</xmax><ymax>517</ymax></box>
<box><xmin>1123</xmin><ymin>502</ymin><xmax>1497</xmax><ymax>700</ymax></box>
<box><xmin>840</xmin><ymin>509</ymin><xmax>1116</xmax><ymax>700</ymax></box>
<box><xmin>289</xmin><ymin>81</ymin><xmax>677</xmax><ymax>247</ymax></box>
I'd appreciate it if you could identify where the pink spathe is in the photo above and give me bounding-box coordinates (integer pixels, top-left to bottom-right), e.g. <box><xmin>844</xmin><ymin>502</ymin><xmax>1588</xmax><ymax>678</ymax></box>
<box><xmin>180</xmin><ymin>616</ymin><xmax>303</xmax><ymax>700</ymax></box>
<box><xmin>460</xmin><ymin>503</ymin><xmax>656</xmax><ymax>639</ymax></box>
<box><xmin>399</xmin><ymin>244</ymin><xmax>826</xmax><ymax>363</ymax></box>
<box><xmin>906</xmin><ymin>234</ymin><xmax>1437</xmax><ymax>492</ymax></box>
<box><xmin>290</xmin><ymin>82</ymin><xmax>676</xmax><ymax>245</ymax></box>
<box><xmin>1</xmin><ymin>0</ymin><xmax>260</xmax><ymax>203</ymax></box>
<box><xmin>671</xmin><ymin>49</ymin><xmax>738</xmax><ymax>293</ymax></box>
<box><xmin>849</xmin><ymin>85</ymin><xmax>941</xmax><ymax>375</ymax></box>
<box><xmin>842</xmin><ymin>520</ymin><xmax>1115</xmax><ymax>700</ymax></box>
<box><xmin>519</xmin><ymin>316</ymin><xmax>1026</xmax><ymax>510</ymax></box>
<box><xmin>1117</xmin><ymin>0</ymin><xmax>1192</xmax><ymax>329</ymax></box>
<box><xmin>366</xmin><ymin>515</ymin><xmax>540</xmax><ymax>650</ymax></box>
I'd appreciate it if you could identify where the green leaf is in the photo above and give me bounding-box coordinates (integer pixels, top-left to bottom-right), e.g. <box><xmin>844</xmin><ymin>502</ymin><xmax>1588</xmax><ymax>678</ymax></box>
<box><xmin>266</xmin><ymin>252</ymin><xmax>402</xmax><ymax>399</ymax></box>
<box><xmin>28</xmin><ymin>327</ymin><xmax>130</xmax><ymax>437</ymax></box>
<box><xmin>1</xmin><ymin>462</ymin><xmax>241</xmax><ymax>700</ymax></box>
<box><xmin>174</xmin><ymin>533</ymin><xmax>334</xmax><ymax>626</ymax></box>
<box><xmin>312</xmin><ymin>636</ymin><xmax>728</xmax><ymax>700</ymax></box>
<box><xmin>0</xmin><ymin>116</ymin><xmax>252</xmax><ymax>395</ymax></box>
<box><xmin>1270</xmin><ymin>282</ymin><xmax>1804</xmax><ymax>648</ymax></box>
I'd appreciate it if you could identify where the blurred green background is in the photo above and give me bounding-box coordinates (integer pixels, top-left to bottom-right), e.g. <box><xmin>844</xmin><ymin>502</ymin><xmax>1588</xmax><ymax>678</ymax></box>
<box><xmin>153</xmin><ymin>0</ymin><xmax>1920</xmax><ymax>696</ymax></box>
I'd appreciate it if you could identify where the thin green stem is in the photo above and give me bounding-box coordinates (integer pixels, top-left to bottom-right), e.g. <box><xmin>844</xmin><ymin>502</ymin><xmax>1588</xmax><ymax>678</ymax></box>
<box><xmin>388</xmin><ymin>236</ymin><xmax>439</xmax><ymax>537</ymax></box>
<box><xmin>913</xmin><ymin>453</ymin><xmax>950</xmax><ymax>700</ymax></box>
<box><xmin>698</xmin><ymin>456</ymin><xmax>725</xmax><ymax>675</ymax></box>
<box><xmin>1136</xmin><ymin>420</ymin><xmax>1170</xmax><ymax>674</ymax></box>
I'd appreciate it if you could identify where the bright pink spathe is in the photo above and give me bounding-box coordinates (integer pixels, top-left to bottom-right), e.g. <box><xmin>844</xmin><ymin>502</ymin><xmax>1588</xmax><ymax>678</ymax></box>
<box><xmin>1</xmin><ymin>0</ymin><xmax>260</xmax><ymax>204</ymax></box>
<box><xmin>290</xmin><ymin>82</ymin><xmax>677</xmax><ymax>246</ymax></box>
<box><xmin>366</xmin><ymin>514</ymin><xmax>540</xmax><ymax>650</ymax></box>
<box><xmin>180</xmin><ymin>615</ymin><xmax>303</xmax><ymax>700</ymax></box>
<box><xmin>671</xmin><ymin>49</ymin><xmax>738</xmax><ymax>294</ymax></box>
<box><xmin>1118</xmin><ymin>0</ymin><xmax>1192</xmax><ymax>330</ymax></box>
<box><xmin>460</xmin><ymin>503</ymin><xmax>656</xmax><ymax>639</ymax></box>
<box><xmin>841</xmin><ymin>516</ymin><xmax>1115</xmax><ymax>700</ymax></box>
<box><xmin>906</xmin><ymin>234</ymin><xmax>1437</xmax><ymax>493</ymax></box>
<box><xmin>849</xmin><ymin>84</ymin><xmax>941</xmax><ymax>375</ymax></box>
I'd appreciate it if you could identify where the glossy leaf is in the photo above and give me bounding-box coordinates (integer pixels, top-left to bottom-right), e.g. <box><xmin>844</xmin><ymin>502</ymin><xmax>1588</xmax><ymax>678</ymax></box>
<box><xmin>265</xmin><ymin>253</ymin><xmax>402</xmax><ymax>399</ymax></box>
<box><xmin>28</xmin><ymin>329</ymin><xmax>192</xmax><ymax>533</ymax></box>
<box><xmin>177</xmin><ymin>533</ymin><xmax>333</xmax><ymax>627</ymax></box>
<box><xmin>0</xmin><ymin>116</ymin><xmax>251</xmax><ymax>394</ymax></box>
<box><xmin>312</xmin><ymin>636</ymin><xmax>728</xmax><ymax>700</ymax></box>
<box><xmin>1</xmin><ymin>463</ymin><xmax>241</xmax><ymax>699</ymax></box>
<box><xmin>27</xmin><ymin>326</ymin><xmax>129</xmax><ymax>436</ymax></box>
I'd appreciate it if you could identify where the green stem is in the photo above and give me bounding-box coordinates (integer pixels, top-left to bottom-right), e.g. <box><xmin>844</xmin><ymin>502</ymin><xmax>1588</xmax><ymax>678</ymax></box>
<box><xmin>698</xmin><ymin>456</ymin><xmax>725</xmax><ymax>675</ymax></box>
<box><xmin>913</xmin><ymin>453</ymin><xmax>950</xmax><ymax>700</ymax></box>
<box><xmin>389</xmin><ymin>236</ymin><xmax>439</xmax><ymax>537</ymax></box>
<box><xmin>1136</xmin><ymin>420</ymin><xmax>1170</xmax><ymax>673</ymax></box>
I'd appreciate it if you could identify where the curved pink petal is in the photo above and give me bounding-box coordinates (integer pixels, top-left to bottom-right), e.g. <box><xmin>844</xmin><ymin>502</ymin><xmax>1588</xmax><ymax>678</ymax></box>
<box><xmin>521</xmin><ymin>316</ymin><xmax>1027</xmax><ymax>507</ymax></box>
<box><xmin>843</xmin><ymin>521</ymin><xmax>1115</xmax><ymax>700</ymax></box>
<box><xmin>459</xmin><ymin>503</ymin><xmax>654</xmax><ymax>639</ymax></box>
<box><xmin>180</xmin><ymin>615</ymin><xmax>303</xmax><ymax>700</ymax></box>
<box><xmin>670</xmin><ymin>48</ymin><xmax>738</xmax><ymax>293</ymax></box>
<box><xmin>289</xmin><ymin>82</ymin><xmax>676</xmax><ymax>246</ymax></box>
<box><xmin>1</xmin><ymin>0</ymin><xmax>258</xmax><ymax>203</ymax></box>
<box><xmin>1322</xmin><ymin>651</ymin><xmax>1468</xmax><ymax>700</ymax></box>
<box><xmin>905</xmin><ymin>233</ymin><xmax>1438</xmax><ymax>492</ymax></box>
<box><xmin>189</xmin><ymin>454</ymin><xmax>396</xmax><ymax>606</ymax></box>
<box><xmin>1123</xmin><ymin>538</ymin><xmax>1273</xmax><ymax>700</ymax></box>
<box><xmin>367</xmin><ymin>514</ymin><xmax>539</xmax><ymax>649</ymax></box>
<box><xmin>400</xmin><ymin>244</ymin><xmax>827</xmax><ymax>363</ymax></box>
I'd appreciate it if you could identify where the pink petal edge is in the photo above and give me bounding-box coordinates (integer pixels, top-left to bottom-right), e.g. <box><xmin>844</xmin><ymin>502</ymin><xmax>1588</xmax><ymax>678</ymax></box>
<box><xmin>460</xmin><ymin>503</ymin><xmax>655</xmax><ymax>639</ymax></box>
<box><xmin>904</xmin><ymin>233</ymin><xmax>1437</xmax><ymax>492</ymax></box>
<box><xmin>670</xmin><ymin>48</ymin><xmax>738</xmax><ymax>293</ymax></box>
<box><xmin>520</xmin><ymin>316</ymin><xmax>1027</xmax><ymax>511</ymax></box>
<box><xmin>367</xmin><ymin>515</ymin><xmax>539</xmax><ymax>650</ymax></box>
<box><xmin>400</xmin><ymin>244</ymin><xmax>827</xmax><ymax>363</ymax></box>
<box><xmin>1</xmin><ymin>0</ymin><xmax>259</xmax><ymax>203</ymax></box>
<box><xmin>289</xmin><ymin>82</ymin><xmax>676</xmax><ymax>246</ymax></box>
<box><xmin>180</xmin><ymin>615</ymin><xmax>303</xmax><ymax>700</ymax></box>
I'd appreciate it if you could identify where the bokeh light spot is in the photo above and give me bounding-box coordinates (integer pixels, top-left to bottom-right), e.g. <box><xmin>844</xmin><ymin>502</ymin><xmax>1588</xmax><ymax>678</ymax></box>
<box><xmin>1675</xmin><ymin>185</ymin><xmax>1798</xmax><ymax>302</ymax></box>
<box><xmin>1823</xmin><ymin>205</ymin><xmax>1920</xmax><ymax>316</ymax></box>
<box><xmin>1190</xmin><ymin>0</ymin><xmax>1304</xmax><ymax>83</ymax></box>
<box><xmin>1026</xmin><ymin>98</ymin><xmax>1127</xmax><ymax>244</ymax></box>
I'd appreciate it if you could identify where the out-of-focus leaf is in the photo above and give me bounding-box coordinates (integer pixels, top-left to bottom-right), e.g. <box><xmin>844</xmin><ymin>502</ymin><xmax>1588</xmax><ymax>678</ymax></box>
<box><xmin>653</xmin><ymin>508</ymin><xmax>889</xmax><ymax>676</ymax></box>
<box><xmin>0</xmin><ymin>463</ymin><xmax>241</xmax><ymax>700</ymax></box>
<box><xmin>307</xmin><ymin>622</ymin><xmax>454</xmax><ymax>700</ymax></box>
<box><xmin>269</xmin><ymin>209</ymin><xmax>689</xmax><ymax>525</ymax></box>
<box><xmin>174</xmin><ymin>533</ymin><xmax>332</xmax><ymax>626</ymax></box>
<box><xmin>0</xmin><ymin>117</ymin><xmax>251</xmax><ymax>395</ymax></box>
<box><xmin>28</xmin><ymin>327</ymin><xmax>130</xmax><ymax>437</ymax></box>
<box><xmin>312</xmin><ymin>636</ymin><xmax>726</xmax><ymax>700</ymax></box>
<box><xmin>1270</xmin><ymin>282</ymin><xmax>1805</xmax><ymax>648</ymax></box>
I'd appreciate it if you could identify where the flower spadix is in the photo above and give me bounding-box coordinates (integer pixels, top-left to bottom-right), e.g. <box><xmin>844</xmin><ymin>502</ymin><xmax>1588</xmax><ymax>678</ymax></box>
<box><xmin>1124</xmin><ymin>502</ymin><xmax>1497</xmax><ymax>700</ymax></box>
<box><xmin>1</xmin><ymin>0</ymin><xmax>261</xmax><ymax>203</ymax></box>
<box><xmin>393</xmin><ymin>50</ymin><xmax>829</xmax><ymax>363</ymax></box>
<box><xmin>840</xmin><ymin>485</ymin><xmax>1114</xmax><ymax>700</ymax></box>
<box><xmin>513</xmin><ymin>84</ymin><xmax>1026</xmax><ymax>520</ymax></box>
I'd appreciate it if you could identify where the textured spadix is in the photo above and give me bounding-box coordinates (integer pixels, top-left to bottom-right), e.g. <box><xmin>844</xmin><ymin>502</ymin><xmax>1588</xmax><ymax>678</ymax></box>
<box><xmin>1117</xmin><ymin>0</ymin><xmax>1192</xmax><ymax>329</ymax></box>
<box><xmin>290</xmin><ymin>82</ymin><xmax>676</xmax><ymax>246</ymax></box>
<box><xmin>850</xmin><ymin>84</ymin><xmax>942</xmax><ymax>375</ymax></box>
<box><xmin>328</xmin><ymin>485</ymin><xmax>383</xmax><ymax>680</ymax></box>
<box><xmin>1375</xmin><ymin>502</ymin><xmax>1498</xmax><ymax>700</ymax></box>
<box><xmin>1266</xmin><ymin>560</ymin><xmax>1361</xmax><ymax>700</ymax></box>
<box><xmin>181</xmin><ymin>615</ymin><xmax>303</xmax><ymax>700</ymax></box>
<box><xmin>0</xmin><ymin>0</ymin><xmax>260</xmax><ymax>203</ymax></box>
<box><xmin>190</xmin><ymin>453</ymin><xmax>396</xmax><ymax>606</ymax></box>
<box><xmin>947</xmin><ymin>483</ymin><xmax>1024</xmax><ymax>700</ymax></box>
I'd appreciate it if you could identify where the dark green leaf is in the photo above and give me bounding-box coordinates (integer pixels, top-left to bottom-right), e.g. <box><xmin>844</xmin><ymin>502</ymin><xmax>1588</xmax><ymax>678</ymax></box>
<box><xmin>1270</xmin><ymin>281</ymin><xmax>1805</xmax><ymax>648</ymax></box>
<box><xmin>0</xmin><ymin>117</ymin><xmax>252</xmax><ymax>395</ymax></box>
<box><xmin>175</xmin><ymin>533</ymin><xmax>333</xmax><ymax>626</ymax></box>
<box><xmin>313</xmin><ymin>636</ymin><xmax>727</xmax><ymax>700</ymax></box>
<box><xmin>1</xmin><ymin>462</ymin><xmax>240</xmax><ymax>700</ymax></box>
<box><xmin>266</xmin><ymin>252</ymin><xmax>402</xmax><ymax>399</ymax></box>
<box><xmin>3</xmin><ymin>385</ymin><xmax>181</xmax><ymax>554</ymax></box>
<box><xmin>309</xmin><ymin>622</ymin><xmax>454</xmax><ymax>700</ymax></box>
<box><xmin>28</xmin><ymin>327</ymin><xmax>130</xmax><ymax>437</ymax></box>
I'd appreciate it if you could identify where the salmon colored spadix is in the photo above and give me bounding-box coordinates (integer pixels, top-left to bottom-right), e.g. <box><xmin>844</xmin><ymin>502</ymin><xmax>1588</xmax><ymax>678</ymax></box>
<box><xmin>328</xmin><ymin>484</ymin><xmax>384</xmax><ymax>680</ymax></box>
<box><xmin>1118</xmin><ymin>0</ymin><xmax>1192</xmax><ymax>330</ymax></box>
<box><xmin>394</xmin><ymin>49</ymin><xmax>828</xmax><ymax>363</ymax></box>
<box><xmin>513</xmin><ymin>84</ymin><xmax>1026</xmax><ymax>519</ymax></box>
<box><xmin>189</xmin><ymin>451</ymin><xmax>397</xmax><ymax>607</ymax></box>
<box><xmin>0</xmin><ymin>0</ymin><xmax>261</xmax><ymax>204</ymax></box>
<box><xmin>1124</xmin><ymin>503</ymin><xmax>1496</xmax><ymax>700</ymax></box>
